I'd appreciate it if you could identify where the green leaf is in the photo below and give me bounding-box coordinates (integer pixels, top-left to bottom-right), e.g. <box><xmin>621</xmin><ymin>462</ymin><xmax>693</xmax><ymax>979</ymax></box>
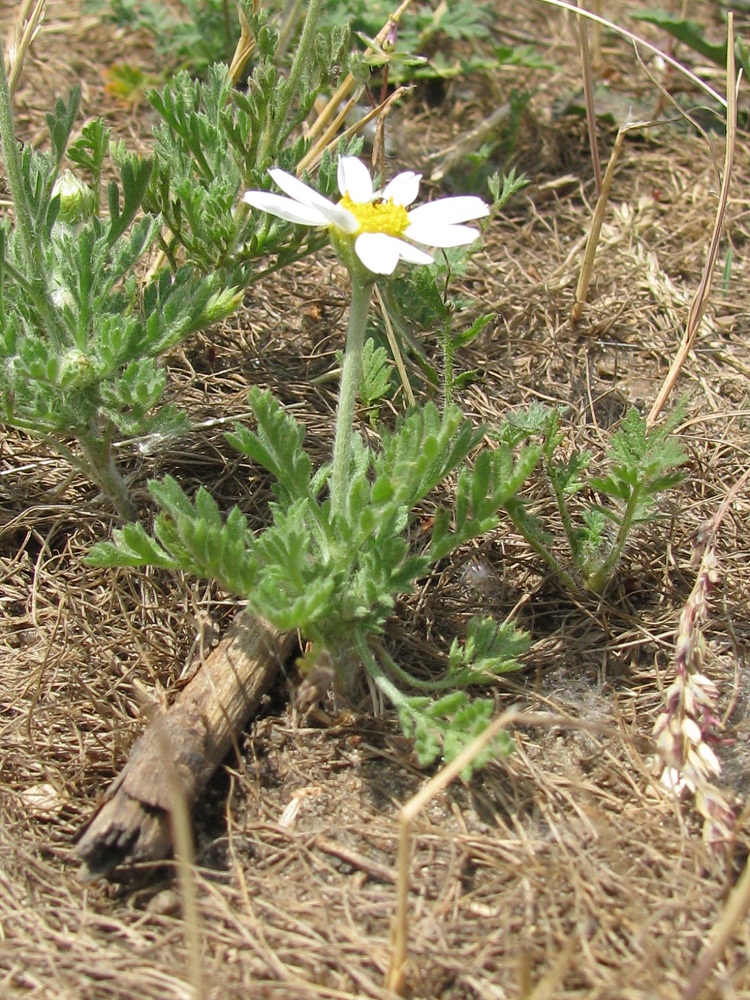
<box><xmin>443</xmin><ymin>699</ymin><xmax>513</xmax><ymax>779</ymax></box>
<box><xmin>359</xmin><ymin>337</ymin><xmax>394</xmax><ymax>406</ymax></box>
<box><xmin>227</xmin><ymin>387</ymin><xmax>314</xmax><ymax>506</ymax></box>
<box><xmin>45</xmin><ymin>88</ymin><xmax>81</xmax><ymax>169</ymax></box>
<box><xmin>447</xmin><ymin>615</ymin><xmax>528</xmax><ymax>685</ymax></box>
<box><xmin>488</xmin><ymin>166</ymin><xmax>529</xmax><ymax>208</ymax></box>
<box><xmin>452</xmin><ymin>313</ymin><xmax>492</xmax><ymax>350</ymax></box>
<box><xmin>86</xmin><ymin>521</ymin><xmax>177</xmax><ymax>569</ymax></box>
<box><xmin>68</xmin><ymin>118</ymin><xmax>110</xmax><ymax>184</ymax></box>
<box><xmin>107</xmin><ymin>148</ymin><xmax>154</xmax><ymax>243</ymax></box>
<box><xmin>148</xmin><ymin>474</ymin><xmax>197</xmax><ymax>520</ymax></box>
<box><xmin>375</xmin><ymin>403</ymin><xmax>482</xmax><ymax>512</ymax></box>
<box><xmin>631</xmin><ymin>11</ymin><xmax>728</xmax><ymax>66</ymax></box>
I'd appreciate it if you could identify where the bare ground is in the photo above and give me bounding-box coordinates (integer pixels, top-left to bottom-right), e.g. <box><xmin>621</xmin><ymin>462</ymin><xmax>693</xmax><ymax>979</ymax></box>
<box><xmin>3</xmin><ymin>1</ymin><xmax>750</xmax><ymax>997</ymax></box>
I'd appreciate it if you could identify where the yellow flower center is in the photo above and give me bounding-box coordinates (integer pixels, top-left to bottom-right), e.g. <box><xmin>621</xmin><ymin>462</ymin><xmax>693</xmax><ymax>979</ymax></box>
<box><xmin>339</xmin><ymin>193</ymin><xmax>410</xmax><ymax>236</ymax></box>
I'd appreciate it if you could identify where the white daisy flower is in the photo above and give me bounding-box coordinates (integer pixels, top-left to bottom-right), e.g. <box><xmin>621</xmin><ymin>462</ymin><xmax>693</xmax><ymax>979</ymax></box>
<box><xmin>243</xmin><ymin>156</ymin><xmax>489</xmax><ymax>276</ymax></box>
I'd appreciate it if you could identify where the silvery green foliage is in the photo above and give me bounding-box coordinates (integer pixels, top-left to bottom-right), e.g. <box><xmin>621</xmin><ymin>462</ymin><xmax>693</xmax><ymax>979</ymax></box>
<box><xmin>0</xmin><ymin>1</ymin><xmax>352</xmax><ymax>516</ymax></box>
<box><xmin>144</xmin><ymin>7</ymin><xmax>355</xmax><ymax>278</ymax></box>
<box><xmin>0</xmin><ymin>88</ymin><xmax>240</xmax><ymax>516</ymax></box>
<box><xmin>89</xmin><ymin>387</ymin><xmax>535</xmax><ymax>775</ymax></box>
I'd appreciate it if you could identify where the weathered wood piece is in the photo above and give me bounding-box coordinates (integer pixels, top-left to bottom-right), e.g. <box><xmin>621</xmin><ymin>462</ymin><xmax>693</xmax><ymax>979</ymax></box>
<box><xmin>76</xmin><ymin>611</ymin><xmax>295</xmax><ymax>879</ymax></box>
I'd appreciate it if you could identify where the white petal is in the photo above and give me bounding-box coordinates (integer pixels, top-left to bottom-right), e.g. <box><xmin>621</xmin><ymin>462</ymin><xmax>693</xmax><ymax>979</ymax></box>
<box><xmin>354</xmin><ymin>232</ymin><xmax>402</xmax><ymax>275</ymax></box>
<box><xmin>243</xmin><ymin>191</ymin><xmax>330</xmax><ymax>226</ymax></box>
<box><xmin>389</xmin><ymin>238</ymin><xmax>434</xmax><ymax>265</ymax></box>
<box><xmin>268</xmin><ymin>168</ymin><xmax>335</xmax><ymax>212</ymax></box>
<box><xmin>314</xmin><ymin>201</ymin><xmax>360</xmax><ymax>234</ymax></box>
<box><xmin>404</xmin><ymin>221</ymin><xmax>483</xmax><ymax>248</ymax></box>
<box><xmin>382</xmin><ymin>171</ymin><xmax>421</xmax><ymax>207</ymax></box>
<box><xmin>407</xmin><ymin>195</ymin><xmax>489</xmax><ymax>227</ymax></box>
<box><xmin>338</xmin><ymin>157</ymin><xmax>373</xmax><ymax>202</ymax></box>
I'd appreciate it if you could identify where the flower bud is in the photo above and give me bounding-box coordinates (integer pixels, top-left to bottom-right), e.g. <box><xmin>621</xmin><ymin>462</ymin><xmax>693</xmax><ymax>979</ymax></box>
<box><xmin>59</xmin><ymin>347</ymin><xmax>94</xmax><ymax>387</ymax></box>
<box><xmin>52</xmin><ymin>170</ymin><xmax>95</xmax><ymax>225</ymax></box>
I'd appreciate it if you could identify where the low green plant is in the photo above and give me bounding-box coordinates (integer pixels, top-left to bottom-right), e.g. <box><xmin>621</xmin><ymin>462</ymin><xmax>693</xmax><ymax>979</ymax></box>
<box><xmin>0</xmin><ymin>74</ymin><xmax>240</xmax><ymax>519</ymax></box>
<box><xmin>324</xmin><ymin>0</ymin><xmax>543</xmax><ymax>84</ymax></box>
<box><xmin>0</xmin><ymin>0</ymin><xmax>354</xmax><ymax>518</ymax></box>
<box><xmin>89</xmin><ymin>388</ymin><xmax>534</xmax><ymax>774</ymax></box>
<box><xmin>497</xmin><ymin>404</ymin><xmax>688</xmax><ymax>595</ymax></box>
<box><xmin>143</xmin><ymin>30</ymin><xmax>352</xmax><ymax>278</ymax></box>
<box><xmin>86</xmin><ymin>0</ymin><xmax>543</xmax><ymax>91</ymax></box>
<box><xmin>88</xmin><ymin>154</ymin><xmax>534</xmax><ymax>774</ymax></box>
<box><xmin>87</xmin><ymin>142</ymin><xmax>687</xmax><ymax>768</ymax></box>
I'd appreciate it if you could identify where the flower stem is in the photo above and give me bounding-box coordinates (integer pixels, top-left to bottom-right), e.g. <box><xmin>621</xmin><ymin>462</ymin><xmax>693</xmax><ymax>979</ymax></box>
<box><xmin>330</xmin><ymin>278</ymin><xmax>374</xmax><ymax>517</ymax></box>
<box><xmin>440</xmin><ymin>318</ymin><xmax>455</xmax><ymax>409</ymax></box>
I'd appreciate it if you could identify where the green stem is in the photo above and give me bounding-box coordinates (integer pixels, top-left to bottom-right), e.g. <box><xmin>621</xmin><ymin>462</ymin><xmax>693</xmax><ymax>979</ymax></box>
<box><xmin>440</xmin><ymin>318</ymin><xmax>454</xmax><ymax>410</ymax></box>
<box><xmin>503</xmin><ymin>503</ymin><xmax>582</xmax><ymax>596</ymax></box>
<box><xmin>356</xmin><ymin>634</ymin><xmax>413</xmax><ymax>715</ymax></box>
<box><xmin>0</xmin><ymin>254</ymin><xmax>70</xmax><ymax>345</ymax></box>
<box><xmin>267</xmin><ymin>0</ymin><xmax>324</xmax><ymax>155</ymax></box>
<box><xmin>545</xmin><ymin>458</ymin><xmax>581</xmax><ymax>565</ymax></box>
<box><xmin>330</xmin><ymin>277</ymin><xmax>374</xmax><ymax>517</ymax></box>
<box><xmin>78</xmin><ymin>431</ymin><xmax>138</xmax><ymax>522</ymax></box>
<box><xmin>587</xmin><ymin>488</ymin><xmax>641</xmax><ymax>594</ymax></box>
<box><xmin>373</xmin><ymin>640</ymin><xmax>459</xmax><ymax>693</ymax></box>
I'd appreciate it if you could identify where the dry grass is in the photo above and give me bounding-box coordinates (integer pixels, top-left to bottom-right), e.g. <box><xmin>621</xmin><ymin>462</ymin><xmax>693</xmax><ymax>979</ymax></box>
<box><xmin>3</xmin><ymin>1</ymin><xmax>750</xmax><ymax>997</ymax></box>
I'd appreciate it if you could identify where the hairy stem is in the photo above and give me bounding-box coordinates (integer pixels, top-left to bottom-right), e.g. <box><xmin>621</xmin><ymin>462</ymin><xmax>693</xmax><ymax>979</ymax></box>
<box><xmin>330</xmin><ymin>277</ymin><xmax>374</xmax><ymax>517</ymax></box>
<box><xmin>78</xmin><ymin>431</ymin><xmax>138</xmax><ymax>522</ymax></box>
<box><xmin>440</xmin><ymin>318</ymin><xmax>454</xmax><ymax>409</ymax></box>
<box><xmin>586</xmin><ymin>487</ymin><xmax>642</xmax><ymax>594</ymax></box>
<box><xmin>546</xmin><ymin>460</ymin><xmax>581</xmax><ymax>565</ymax></box>
<box><xmin>0</xmin><ymin>252</ymin><xmax>71</xmax><ymax>347</ymax></box>
<box><xmin>356</xmin><ymin>634</ymin><xmax>413</xmax><ymax>715</ymax></box>
<box><xmin>267</xmin><ymin>0</ymin><xmax>325</xmax><ymax>155</ymax></box>
<box><xmin>373</xmin><ymin>640</ymin><xmax>459</xmax><ymax>693</ymax></box>
<box><xmin>503</xmin><ymin>502</ymin><xmax>581</xmax><ymax>595</ymax></box>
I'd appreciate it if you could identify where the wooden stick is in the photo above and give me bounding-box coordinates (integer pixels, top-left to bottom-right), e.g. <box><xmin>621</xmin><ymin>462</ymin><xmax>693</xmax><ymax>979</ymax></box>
<box><xmin>75</xmin><ymin>611</ymin><xmax>295</xmax><ymax>879</ymax></box>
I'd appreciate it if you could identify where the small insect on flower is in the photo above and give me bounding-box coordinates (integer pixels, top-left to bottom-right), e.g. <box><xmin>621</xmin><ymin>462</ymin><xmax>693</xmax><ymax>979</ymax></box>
<box><xmin>243</xmin><ymin>156</ymin><xmax>489</xmax><ymax>276</ymax></box>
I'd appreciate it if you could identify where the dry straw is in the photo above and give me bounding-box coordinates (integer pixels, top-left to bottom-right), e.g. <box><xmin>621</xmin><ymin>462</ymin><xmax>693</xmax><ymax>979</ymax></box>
<box><xmin>648</xmin><ymin>17</ymin><xmax>738</xmax><ymax>426</ymax></box>
<box><xmin>3</xmin><ymin>0</ymin><xmax>46</xmax><ymax>96</ymax></box>
<box><xmin>386</xmin><ymin>708</ymin><xmax>630</xmax><ymax>995</ymax></box>
<box><xmin>386</xmin><ymin>705</ymin><xmax>523</xmax><ymax>994</ymax></box>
